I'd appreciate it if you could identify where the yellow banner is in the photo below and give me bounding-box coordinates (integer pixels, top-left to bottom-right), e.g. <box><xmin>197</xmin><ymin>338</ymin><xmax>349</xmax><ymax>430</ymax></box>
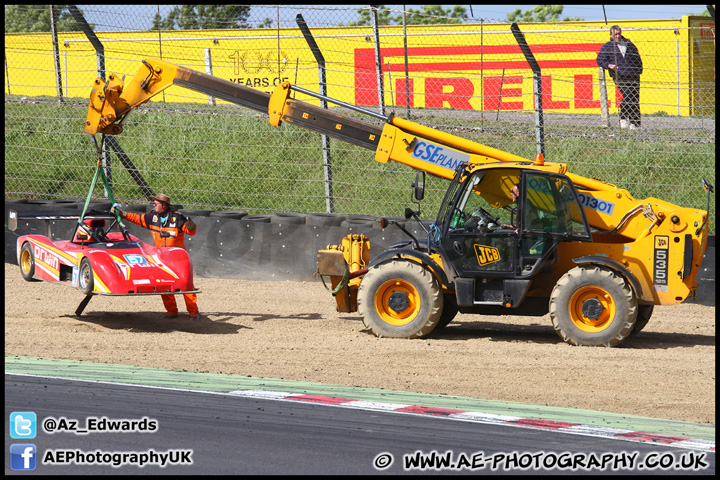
<box><xmin>4</xmin><ymin>17</ymin><xmax>714</xmax><ymax>116</ymax></box>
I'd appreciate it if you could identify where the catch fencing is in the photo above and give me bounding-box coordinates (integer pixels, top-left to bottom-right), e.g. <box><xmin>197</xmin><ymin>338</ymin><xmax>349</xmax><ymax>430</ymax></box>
<box><xmin>4</xmin><ymin>5</ymin><xmax>715</xmax><ymax>232</ymax></box>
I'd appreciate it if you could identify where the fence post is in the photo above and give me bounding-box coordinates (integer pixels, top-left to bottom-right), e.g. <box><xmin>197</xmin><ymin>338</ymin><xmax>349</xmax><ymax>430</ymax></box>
<box><xmin>296</xmin><ymin>14</ymin><xmax>334</xmax><ymax>213</ymax></box>
<box><xmin>371</xmin><ymin>6</ymin><xmax>386</xmax><ymax>116</ymax></box>
<box><xmin>49</xmin><ymin>6</ymin><xmax>64</xmax><ymax>103</ymax></box>
<box><xmin>4</xmin><ymin>49</ymin><xmax>10</xmax><ymax>96</ymax></box>
<box><xmin>67</xmin><ymin>5</ymin><xmax>111</xmax><ymax>193</ymax></box>
<box><xmin>204</xmin><ymin>48</ymin><xmax>216</xmax><ymax>106</ymax></box>
<box><xmin>402</xmin><ymin>6</ymin><xmax>410</xmax><ymax>117</ymax></box>
<box><xmin>511</xmin><ymin>23</ymin><xmax>544</xmax><ymax>157</ymax></box>
<box><xmin>598</xmin><ymin>67</ymin><xmax>610</xmax><ymax>127</ymax></box>
<box><xmin>67</xmin><ymin>5</ymin><xmax>104</xmax><ymax>80</ymax></box>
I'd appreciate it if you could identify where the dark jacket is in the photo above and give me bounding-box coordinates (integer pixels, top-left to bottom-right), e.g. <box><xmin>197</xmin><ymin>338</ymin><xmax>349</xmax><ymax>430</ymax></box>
<box><xmin>596</xmin><ymin>36</ymin><xmax>643</xmax><ymax>80</ymax></box>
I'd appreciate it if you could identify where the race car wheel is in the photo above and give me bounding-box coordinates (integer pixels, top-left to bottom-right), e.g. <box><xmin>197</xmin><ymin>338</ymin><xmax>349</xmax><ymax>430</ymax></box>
<box><xmin>78</xmin><ymin>257</ymin><xmax>95</xmax><ymax>295</ymax></box>
<box><xmin>357</xmin><ymin>259</ymin><xmax>443</xmax><ymax>338</ymax></box>
<box><xmin>549</xmin><ymin>265</ymin><xmax>637</xmax><ymax>347</ymax></box>
<box><xmin>20</xmin><ymin>242</ymin><xmax>40</xmax><ymax>282</ymax></box>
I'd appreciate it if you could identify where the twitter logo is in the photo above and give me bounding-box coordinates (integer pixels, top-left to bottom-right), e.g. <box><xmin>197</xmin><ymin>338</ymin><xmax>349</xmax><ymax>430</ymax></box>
<box><xmin>10</xmin><ymin>412</ymin><xmax>37</xmax><ymax>439</ymax></box>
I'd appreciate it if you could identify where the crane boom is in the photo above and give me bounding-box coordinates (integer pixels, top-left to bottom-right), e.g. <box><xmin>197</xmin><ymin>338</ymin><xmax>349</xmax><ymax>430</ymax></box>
<box><xmin>84</xmin><ymin>57</ymin><xmax>709</xmax><ymax>285</ymax></box>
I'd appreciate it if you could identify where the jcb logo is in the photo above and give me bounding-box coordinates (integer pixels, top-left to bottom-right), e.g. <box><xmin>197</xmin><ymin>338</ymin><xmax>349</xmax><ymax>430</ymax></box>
<box><xmin>653</xmin><ymin>235</ymin><xmax>669</xmax><ymax>286</ymax></box>
<box><xmin>474</xmin><ymin>245</ymin><xmax>501</xmax><ymax>266</ymax></box>
<box><xmin>654</xmin><ymin>236</ymin><xmax>668</xmax><ymax>249</ymax></box>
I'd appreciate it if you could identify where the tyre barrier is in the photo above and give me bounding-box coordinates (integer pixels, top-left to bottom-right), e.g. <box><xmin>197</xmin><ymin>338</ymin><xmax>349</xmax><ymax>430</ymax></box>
<box><xmin>341</xmin><ymin>218</ymin><xmax>377</xmax><ymax>229</ymax></box>
<box><xmin>87</xmin><ymin>201</ymin><xmax>113</xmax><ymax>211</ymax></box>
<box><xmin>243</xmin><ymin>214</ymin><xmax>272</xmax><ymax>223</ymax></box>
<box><xmin>3</xmin><ymin>199</ymin><xmax>715</xmax><ymax>305</ymax></box>
<box><xmin>124</xmin><ymin>204</ymin><xmax>149</xmax><ymax>213</ymax></box>
<box><xmin>271</xmin><ymin>213</ymin><xmax>306</xmax><ymax>225</ymax></box>
<box><xmin>210</xmin><ymin>210</ymin><xmax>248</xmax><ymax>220</ymax></box>
<box><xmin>306</xmin><ymin>213</ymin><xmax>346</xmax><ymax>227</ymax></box>
<box><xmin>178</xmin><ymin>209</ymin><xmax>213</xmax><ymax>217</ymax></box>
<box><xmin>52</xmin><ymin>199</ymin><xmax>82</xmax><ymax>210</ymax></box>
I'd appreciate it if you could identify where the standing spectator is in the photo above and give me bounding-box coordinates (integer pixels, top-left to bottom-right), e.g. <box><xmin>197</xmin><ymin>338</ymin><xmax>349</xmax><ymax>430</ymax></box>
<box><xmin>112</xmin><ymin>194</ymin><xmax>201</xmax><ymax>320</ymax></box>
<box><xmin>597</xmin><ymin>25</ymin><xmax>643</xmax><ymax>129</ymax></box>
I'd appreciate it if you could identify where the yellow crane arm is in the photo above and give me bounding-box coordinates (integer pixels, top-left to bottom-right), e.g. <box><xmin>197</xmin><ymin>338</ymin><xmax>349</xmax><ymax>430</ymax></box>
<box><xmin>84</xmin><ymin>58</ymin><xmax>708</xmax><ymax>251</ymax></box>
<box><xmin>85</xmin><ymin>58</ymin><xmax>272</xmax><ymax>136</ymax></box>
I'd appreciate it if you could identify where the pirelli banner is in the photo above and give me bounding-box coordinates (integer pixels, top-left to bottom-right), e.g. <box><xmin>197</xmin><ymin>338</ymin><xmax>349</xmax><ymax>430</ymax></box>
<box><xmin>4</xmin><ymin>16</ymin><xmax>715</xmax><ymax>117</ymax></box>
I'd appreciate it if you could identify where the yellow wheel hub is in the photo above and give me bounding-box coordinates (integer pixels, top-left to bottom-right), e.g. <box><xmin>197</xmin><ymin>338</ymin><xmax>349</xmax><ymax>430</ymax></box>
<box><xmin>568</xmin><ymin>286</ymin><xmax>615</xmax><ymax>332</ymax></box>
<box><xmin>374</xmin><ymin>279</ymin><xmax>421</xmax><ymax>326</ymax></box>
<box><xmin>21</xmin><ymin>250</ymin><xmax>32</xmax><ymax>276</ymax></box>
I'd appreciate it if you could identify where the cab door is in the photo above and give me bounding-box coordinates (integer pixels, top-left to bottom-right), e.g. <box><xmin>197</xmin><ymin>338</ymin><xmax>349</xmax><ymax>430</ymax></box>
<box><xmin>439</xmin><ymin>168</ymin><xmax>591</xmax><ymax>280</ymax></box>
<box><xmin>440</xmin><ymin>169</ymin><xmax>519</xmax><ymax>278</ymax></box>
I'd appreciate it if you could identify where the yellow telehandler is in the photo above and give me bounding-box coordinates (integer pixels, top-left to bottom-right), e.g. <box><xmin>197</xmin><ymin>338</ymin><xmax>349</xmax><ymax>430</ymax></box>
<box><xmin>85</xmin><ymin>58</ymin><xmax>711</xmax><ymax>346</ymax></box>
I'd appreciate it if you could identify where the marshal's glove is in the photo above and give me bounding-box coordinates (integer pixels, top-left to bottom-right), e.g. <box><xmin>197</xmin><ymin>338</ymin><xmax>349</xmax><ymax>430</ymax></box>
<box><xmin>111</xmin><ymin>203</ymin><xmax>125</xmax><ymax>218</ymax></box>
<box><xmin>186</xmin><ymin>218</ymin><xmax>197</xmax><ymax>231</ymax></box>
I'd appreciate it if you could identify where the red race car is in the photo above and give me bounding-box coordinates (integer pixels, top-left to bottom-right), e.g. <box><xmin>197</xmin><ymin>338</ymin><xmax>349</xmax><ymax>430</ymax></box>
<box><xmin>10</xmin><ymin>210</ymin><xmax>199</xmax><ymax>315</ymax></box>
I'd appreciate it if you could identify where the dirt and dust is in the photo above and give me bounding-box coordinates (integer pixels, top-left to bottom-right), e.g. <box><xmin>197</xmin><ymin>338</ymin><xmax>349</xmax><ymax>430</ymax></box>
<box><xmin>4</xmin><ymin>263</ymin><xmax>715</xmax><ymax>425</ymax></box>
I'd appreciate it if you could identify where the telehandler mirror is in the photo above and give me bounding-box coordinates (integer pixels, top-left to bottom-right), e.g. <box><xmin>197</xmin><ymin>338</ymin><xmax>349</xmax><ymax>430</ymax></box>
<box><xmin>412</xmin><ymin>171</ymin><xmax>425</xmax><ymax>201</ymax></box>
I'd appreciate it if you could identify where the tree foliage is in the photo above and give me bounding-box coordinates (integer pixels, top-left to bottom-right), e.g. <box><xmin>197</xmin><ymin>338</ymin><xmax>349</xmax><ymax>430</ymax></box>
<box><xmin>152</xmin><ymin>5</ymin><xmax>251</xmax><ymax>30</ymax></box>
<box><xmin>4</xmin><ymin>5</ymin><xmax>91</xmax><ymax>33</ymax></box>
<box><xmin>694</xmin><ymin>5</ymin><xmax>715</xmax><ymax>16</ymax></box>
<box><xmin>506</xmin><ymin>5</ymin><xmax>584</xmax><ymax>23</ymax></box>
<box><xmin>345</xmin><ymin>4</ymin><xmax>467</xmax><ymax>26</ymax></box>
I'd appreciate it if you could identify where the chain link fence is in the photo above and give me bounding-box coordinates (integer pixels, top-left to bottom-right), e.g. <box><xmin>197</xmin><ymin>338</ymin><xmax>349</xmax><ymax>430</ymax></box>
<box><xmin>4</xmin><ymin>5</ymin><xmax>715</xmax><ymax>232</ymax></box>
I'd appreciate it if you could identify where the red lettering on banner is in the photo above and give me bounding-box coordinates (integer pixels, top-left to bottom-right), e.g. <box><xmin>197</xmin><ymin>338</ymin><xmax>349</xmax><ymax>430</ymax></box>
<box><xmin>483</xmin><ymin>76</ymin><xmax>523</xmax><ymax>110</ymax></box>
<box><xmin>354</xmin><ymin>43</ymin><xmax>605</xmax><ymax>110</ymax></box>
<box><xmin>540</xmin><ymin>75</ymin><xmax>570</xmax><ymax>109</ymax></box>
<box><xmin>574</xmin><ymin>74</ymin><xmax>602</xmax><ymax>108</ymax></box>
<box><xmin>395</xmin><ymin>78</ymin><xmax>414</xmax><ymax>108</ymax></box>
<box><xmin>425</xmin><ymin>77</ymin><xmax>474</xmax><ymax>109</ymax></box>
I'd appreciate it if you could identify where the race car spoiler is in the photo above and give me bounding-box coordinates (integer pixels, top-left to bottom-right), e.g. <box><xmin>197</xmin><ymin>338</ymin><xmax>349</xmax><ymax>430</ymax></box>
<box><xmin>8</xmin><ymin>209</ymin><xmax>115</xmax><ymax>237</ymax></box>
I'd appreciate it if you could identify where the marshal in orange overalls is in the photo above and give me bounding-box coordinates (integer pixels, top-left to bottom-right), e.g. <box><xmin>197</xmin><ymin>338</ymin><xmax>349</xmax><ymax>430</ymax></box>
<box><xmin>122</xmin><ymin>194</ymin><xmax>199</xmax><ymax>318</ymax></box>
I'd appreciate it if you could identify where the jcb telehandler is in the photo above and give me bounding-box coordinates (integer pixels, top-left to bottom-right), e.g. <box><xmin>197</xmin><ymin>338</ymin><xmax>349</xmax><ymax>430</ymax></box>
<box><xmin>84</xmin><ymin>58</ymin><xmax>711</xmax><ymax>347</ymax></box>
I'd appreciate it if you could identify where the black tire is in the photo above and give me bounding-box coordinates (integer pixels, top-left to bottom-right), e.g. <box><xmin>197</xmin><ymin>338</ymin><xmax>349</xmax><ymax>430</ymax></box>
<box><xmin>243</xmin><ymin>214</ymin><xmax>272</xmax><ymax>223</ymax></box>
<box><xmin>52</xmin><ymin>199</ymin><xmax>82</xmax><ymax>210</ymax></box>
<box><xmin>88</xmin><ymin>201</ymin><xmax>112</xmax><ymax>211</ymax></box>
<box><xmin>549</xmin><ymin>265</ymin><xmax>637</xmax><ymax>347</ymax></box>
<box><xmin>271</xmin><ymin>213</ymin><xmax>306</xmax><ymax>224</ymax></box>
<box><xmin>124</xmin><ymin>204</ymin><xmax>149</xmax><ymax>213</ymax></box>
<box><xmin>78</xmin><ymin>257</ymin><xmax>95</xmax><ymax>295</ymax></box>
<box><xmin>210</xmin><ymin>210</ymin><xmax>248</xmax><ymax>220</ymax></box>
<box><xmin>629</xmin><ymin>304</ymin><xmax>654</xmax><ymax>337</ymax></box>
<box><xmin>357</xmin><ymin>259</ymin><xmax>444</xmax><ymax>338</ymax></box>
<box><xmin>306</xmin><ymin>213</ymin><xmax>346</xmax><ymax>227</ymax></box>
<box><xmin>178</xmin><ymin>209</ymin><xmax>213</xmax><ymax>217</ymax></box>
<box><xmin>341</xmin><ymin>219</ymin><xmax>375</xmax><ymax>229</ymax></box>
<box><xmin>19</xmin><ymin>242</ymin><xmax>40</xmax><ymax>282</ymax></box>
<box><xmin>436</xmin><ymin>293</ymin><xmax>459</xmax><ymax>329</ymax></box>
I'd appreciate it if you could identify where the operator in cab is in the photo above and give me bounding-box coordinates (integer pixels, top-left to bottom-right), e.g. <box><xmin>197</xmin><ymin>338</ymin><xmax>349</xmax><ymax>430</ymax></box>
<box><xmin>111</xmin><ymin>194</ymin><xmax>201</xmax><ymax>320</ymax></box>
<box><xmin>464</xmin><ymin>183</ymin><xmax>520</xmax><ymax>234</ymax></box>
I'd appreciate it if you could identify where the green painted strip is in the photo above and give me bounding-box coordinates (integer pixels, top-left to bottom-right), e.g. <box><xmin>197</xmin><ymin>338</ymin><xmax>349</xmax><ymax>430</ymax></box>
<box><xmin>5</xmin><ymin>355</ymin><xmax>714</xmax><ymax>442</ymax></box>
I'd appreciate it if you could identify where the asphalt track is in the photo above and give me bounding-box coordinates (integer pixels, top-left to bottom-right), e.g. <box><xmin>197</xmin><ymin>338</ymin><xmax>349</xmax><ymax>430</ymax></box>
<box><xmin>5</xmin><ymin>356</ymin><xmax>714</xmax><ymax>475</ymax></box>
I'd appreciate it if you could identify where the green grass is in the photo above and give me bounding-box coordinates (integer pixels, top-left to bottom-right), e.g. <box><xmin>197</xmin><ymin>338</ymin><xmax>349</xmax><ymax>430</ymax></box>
<box><xmin>4</xmin><ymin>98</ymin><xmax>715</xmax><ymax>233</ymax></box>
